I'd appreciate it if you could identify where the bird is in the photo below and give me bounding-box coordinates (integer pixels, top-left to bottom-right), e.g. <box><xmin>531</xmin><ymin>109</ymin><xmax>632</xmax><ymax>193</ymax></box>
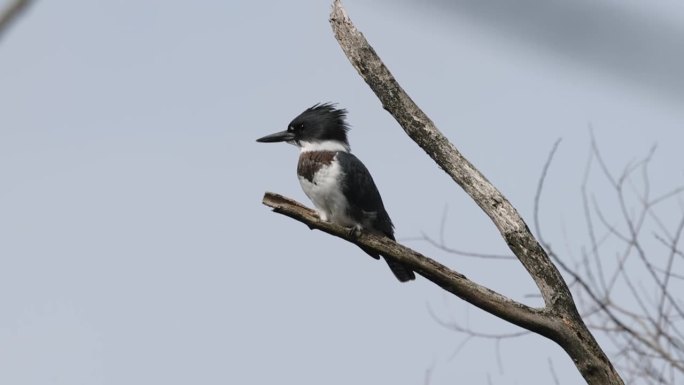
<box><xmin>256</xmin><ymin>103</ymin><xmax>415</xmax><ymax>282</ymax></box>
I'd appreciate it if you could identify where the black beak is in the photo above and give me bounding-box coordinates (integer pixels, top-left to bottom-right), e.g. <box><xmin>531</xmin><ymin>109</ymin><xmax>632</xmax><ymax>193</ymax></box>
<box><xmin>256</xmin><ymin>130</ymin><xmax>295</xmax><ymax>143</ymax></box>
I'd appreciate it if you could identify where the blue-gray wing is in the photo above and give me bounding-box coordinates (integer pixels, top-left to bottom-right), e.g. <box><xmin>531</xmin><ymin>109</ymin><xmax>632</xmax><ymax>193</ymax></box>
<box><xmin>336</xmin><ymin>151</ymin><xmax>394</xmax><ymax>239</ymax></box>
<box><xmin>336</xmin><ymin>152</ymin><xmax>414</xmax><ymax>282</ymax></box>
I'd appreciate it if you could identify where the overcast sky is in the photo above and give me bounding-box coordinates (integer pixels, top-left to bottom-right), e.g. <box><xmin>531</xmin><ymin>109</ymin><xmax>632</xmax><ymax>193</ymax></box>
<box><xmin>1</xmin><ymin>1</ymin><xmax>683</xmax><ymax>384</ymax></box>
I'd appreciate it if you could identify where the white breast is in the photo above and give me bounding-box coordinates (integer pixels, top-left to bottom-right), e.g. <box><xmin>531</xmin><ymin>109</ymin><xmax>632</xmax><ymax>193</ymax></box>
<box><xmin>298</xmin><ymin>160</ymin><xmax>356</xmax><ymax>227</ymax></box>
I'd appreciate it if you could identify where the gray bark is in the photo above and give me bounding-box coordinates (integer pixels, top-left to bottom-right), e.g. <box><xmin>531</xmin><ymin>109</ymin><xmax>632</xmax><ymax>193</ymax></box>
<box><xmin>262</xmin><ymin>1</ymin><xmax>626</xmax><ymax>384</ymax></box>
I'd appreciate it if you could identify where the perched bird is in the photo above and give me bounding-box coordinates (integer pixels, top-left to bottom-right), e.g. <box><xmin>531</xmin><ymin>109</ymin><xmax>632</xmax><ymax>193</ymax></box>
<box><xmin>256</xmin><ymin>103</ymin><xmax>415</xmax><ymax>282</ymax></box>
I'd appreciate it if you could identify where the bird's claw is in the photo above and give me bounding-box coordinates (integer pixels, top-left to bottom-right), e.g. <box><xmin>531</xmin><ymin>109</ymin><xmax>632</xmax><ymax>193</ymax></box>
<box><xmin>347</xmin><ymin>226</ymin><xmax>362</xmax><ymax>239</ymax></box>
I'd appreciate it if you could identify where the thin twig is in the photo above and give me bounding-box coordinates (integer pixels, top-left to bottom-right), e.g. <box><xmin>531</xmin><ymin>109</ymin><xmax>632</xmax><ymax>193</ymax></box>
<box><xmin>0</xmin><ymin>0</ymin><xmax>32</xmax><ymax>41</ymax></box>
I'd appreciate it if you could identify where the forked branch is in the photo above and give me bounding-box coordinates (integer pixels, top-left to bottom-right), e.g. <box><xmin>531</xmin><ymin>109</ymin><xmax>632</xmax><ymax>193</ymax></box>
<box><xmin>261</xmin><ymin>1</ymin><xmax>625</xmax><ymax>384</ymax></box>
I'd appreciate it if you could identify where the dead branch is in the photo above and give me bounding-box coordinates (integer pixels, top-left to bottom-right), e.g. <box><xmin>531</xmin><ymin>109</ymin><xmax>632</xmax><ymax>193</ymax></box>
<box><xmin>261</xmin><ymin>1</ymin><xmax>625</xmax><ymax>384</ymax></box>
<box><xmin>263</xmin><ymin>192</ymin><xmax>555</xmax><ymax>334</ymax></box>
<box><xmin>0</xmin><ymin>0</ymin><xmax>32</xmax><ymax>41</ymax></box>
<box><xmin>328</xmin><ymin>1</ymin><xmax>622</xmax><ymax>384</ymax></box>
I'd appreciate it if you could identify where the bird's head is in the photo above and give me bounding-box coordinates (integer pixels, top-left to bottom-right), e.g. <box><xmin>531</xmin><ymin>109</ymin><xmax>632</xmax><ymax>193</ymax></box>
<box><xmin>256</xmin><ymin>103</ymin><xmax>350</xmax><ymax>152</ymax></box>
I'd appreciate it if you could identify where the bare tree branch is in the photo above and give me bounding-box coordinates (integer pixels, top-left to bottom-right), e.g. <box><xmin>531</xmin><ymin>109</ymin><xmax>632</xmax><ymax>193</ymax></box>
<box><xmin>548</xmin><ymin>357</ymin><xmax>561</xmax><ymax>385</ymax></box>
<box><xmin>427</xmin><ymin>303</ymin><xmax>530</xmax><ymax>340</ymax></box>
<box><xmin>263</xmin><ymin>192</ymin><xmax>555</xmax><ymax>333</ymax></box>
<box><xmin>405</xmin><ymin>233</ymin><xmax>516</xmax><ymax>260</ymax></box>
<box><xmin>324</xmin><ymin>1</ymin><xmax>623</xmax><ymax>384</ymax></box>
<box><xmin>533</xmin><ymin>138</ymin><xmax>562</xmax><ymax>242</ymax></box>
<box><xmin>329</xmin><ymin>1</ymin><xmax>571</xmax><ymax>312</ymax></box>
<box><xmin>261</xmin><ymin>2</ymin><xmax>625</xmax><ymax>383</ymax></box>
<box><xmin>402</xmin><ymin>204</ymin><xmax>515</xmax><ymax>260</ymax></box>
<box><xmin>536</xmin><ymin>136</ymin><xmax>684</xmax><ymax>383</ymax></box>
<box><xmin>0</xmin><ymin>0</ymin><xmax>32</xmax><ymax>42</ymax></box>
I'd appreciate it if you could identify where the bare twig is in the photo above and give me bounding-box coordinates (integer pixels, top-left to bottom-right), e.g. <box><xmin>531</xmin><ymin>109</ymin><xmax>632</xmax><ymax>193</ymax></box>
<box><xmin>408</xmin><ymin>233</ymin><xmax>515</xmax><ymax>260</ymax></box>
<box><xmin>427</xmin><ymin>303</ymin><xmax>530</xmax><ymax>340</ymax></box>
<box><xmin>538</xmin><ymin>136</ymin><xmax>684</xmax><ymax>383</ymax></box>
<box><xmin>0</xmin><ymin>0</ymin><xmax>32</xmax><ymax>41</ymax></box>
<box><xmin>402</xmin><ymin>203</ymin><xmax>515</xmax><ymax>260</ymax></box>
<box><xmin>548</xmin><ymin>358</ymin><xmax>561</xmax><ymax>385</ymax></box>
<box><xmin>533</xmin><ymin>138</ymin><xmax>562</xmax><ymax>242</ymax></box>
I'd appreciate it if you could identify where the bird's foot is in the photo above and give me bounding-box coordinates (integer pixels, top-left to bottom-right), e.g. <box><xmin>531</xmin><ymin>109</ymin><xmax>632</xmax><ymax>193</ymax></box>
<box><xmin>317</xmin><ymin>211</ymin><xmax>329</xmax><ymax>222</ymax></box>
<box><xmin>346</xmin><ymin>225</ymin><xmax>363</xmax><ymax>239</ymax></box>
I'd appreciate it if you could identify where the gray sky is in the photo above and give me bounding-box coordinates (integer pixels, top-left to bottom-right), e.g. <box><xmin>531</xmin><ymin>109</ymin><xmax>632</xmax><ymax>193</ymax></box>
<box><xmin>1</xmin><ymin>1</ymin><xmax>683</xmax><ymax>384</ymax></box>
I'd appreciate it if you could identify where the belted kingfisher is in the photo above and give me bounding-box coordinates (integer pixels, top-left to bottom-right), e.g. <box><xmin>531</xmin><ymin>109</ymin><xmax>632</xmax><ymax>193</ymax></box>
<box><xmin>256</xmin><ymin>103</ymin><xmax>415</xmax><ymax>282</ymax></box>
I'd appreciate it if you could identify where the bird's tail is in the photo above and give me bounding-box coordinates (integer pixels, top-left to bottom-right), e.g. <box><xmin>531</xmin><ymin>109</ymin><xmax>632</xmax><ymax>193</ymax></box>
<box><xmin>384</xmin><ymin>258</ymin><xmax>416</xmax><ymax>282</ymax></box>
<box><xmin>358</xmin><ymin>245</ymin><xmax>416</xmax><ymax>283</ymax></box>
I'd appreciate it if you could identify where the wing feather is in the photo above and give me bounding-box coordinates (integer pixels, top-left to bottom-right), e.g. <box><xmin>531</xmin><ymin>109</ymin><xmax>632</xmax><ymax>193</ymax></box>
<box><xmin>336</xmin><ymin>152</ymin><xmax>394</xmax><ymax>239</ymax></box>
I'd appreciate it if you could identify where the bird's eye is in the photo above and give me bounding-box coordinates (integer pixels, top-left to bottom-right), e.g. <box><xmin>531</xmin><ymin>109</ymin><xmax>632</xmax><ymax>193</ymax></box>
<box><xmin>299</xmin><ymin>123</ymin><xmax>305</xmax><ymax>129</ymax></box>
